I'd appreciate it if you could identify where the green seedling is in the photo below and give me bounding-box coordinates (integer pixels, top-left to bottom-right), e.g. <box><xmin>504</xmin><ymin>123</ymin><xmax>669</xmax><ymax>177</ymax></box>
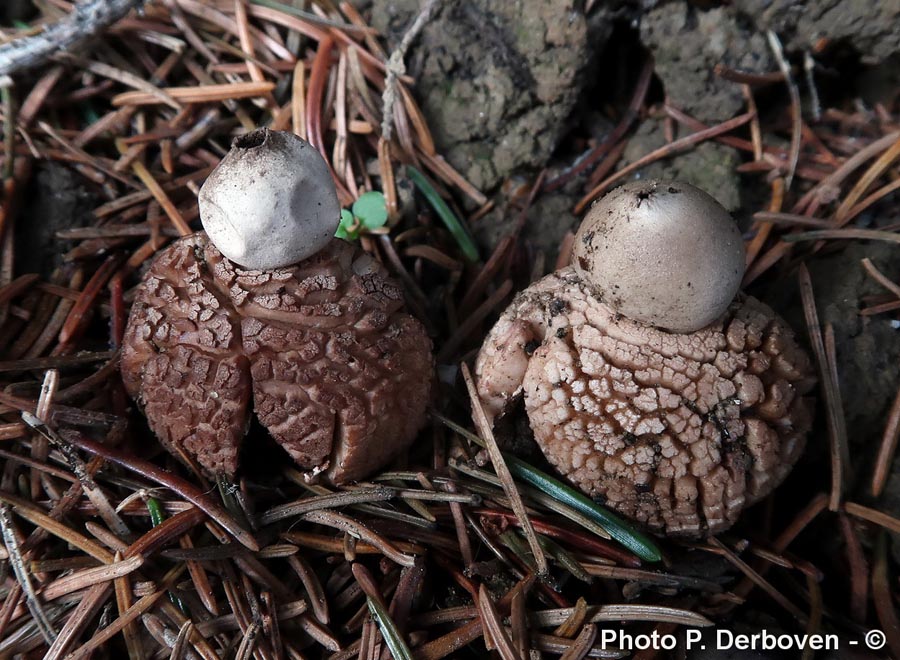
<box><xmin>336</xmin><ymin>190</ymin><xmax>389</xmax><ymax>240</ymax></box>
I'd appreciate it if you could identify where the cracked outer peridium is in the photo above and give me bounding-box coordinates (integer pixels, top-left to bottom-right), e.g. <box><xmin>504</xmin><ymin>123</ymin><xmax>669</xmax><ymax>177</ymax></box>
<box><xmin>121</xmin><ymin>234</ymin><xmax>433</xmax><ymax>484</ymax></box>
<box><xmin>475</xmin><ymin>267</ymin><xmax>814</xmax><ymax>536</ymax></box>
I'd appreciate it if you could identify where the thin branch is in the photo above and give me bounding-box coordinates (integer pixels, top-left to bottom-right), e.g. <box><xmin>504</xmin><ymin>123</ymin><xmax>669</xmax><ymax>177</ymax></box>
<box><xmin>0</xmin><ymin>0</ymin><xmax>145</xmax><ymax>79</ymax></box>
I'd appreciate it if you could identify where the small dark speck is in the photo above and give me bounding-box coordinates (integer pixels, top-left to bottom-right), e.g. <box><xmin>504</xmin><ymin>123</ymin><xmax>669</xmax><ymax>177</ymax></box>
<box><xmin>623</xmin><ymin>432</ymin><xmax>637</xmax><ymax>446</ymax></box>
<box><xmin>555</xmin><ymin>327</ymin><xmax>567</xmax><ymax>338</ymax></box>
<box><xmin>582</xmin><ymin>231</ymin><xmax>595</xmax><ymax>245</ymax></box>
<box><xmin>524</xmin><ymin>339</ymin><xmax>541</xmax><ymax>355</ymax></box>
<box><xmin>549</xmin><ymin>298</ymin><xmax>568</xmax><ymax>316</ymax></box>
<box><xmin>668</xmin><ymin>186</ymin><xmax>679</xmax><ymax>194</ymax></box>
<box><xmin>635</xmin><ymin>482</ymin><xmax>652</xmax><ymax>493</ymax></box>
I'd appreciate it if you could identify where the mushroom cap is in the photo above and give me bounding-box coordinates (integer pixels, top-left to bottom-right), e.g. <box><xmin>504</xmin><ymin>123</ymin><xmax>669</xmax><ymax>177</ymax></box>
<box><xmin>475</xmin><ymin>267</ymin><xmax>814</xmax><ymax>537</ymax></box>
<box><xmin>199</xmin><ymin>128</ymin><xmax>340</xmax><ymax>270</ymax></box>
<box><xmin>121</xmin><ymin>233</ymin><xmax>433</xmax><ymax>483</ymax></box>
<box><xmin>572</xmin><ymin>180</ymin><xmax>745</xmax><ymax>333</ymax></box>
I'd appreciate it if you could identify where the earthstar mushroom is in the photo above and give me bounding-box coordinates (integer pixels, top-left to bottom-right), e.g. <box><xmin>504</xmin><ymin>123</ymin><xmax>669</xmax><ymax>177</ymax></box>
<box><xmin>121</xmin><ymin>129</ymin><xmax>433</xmax><ymax>483</ymax></box>
<box><xmin>198</xmin><ymin>128</ymin><xmax>340</xmax><ymax>270</ymax></box>
<box><xmin>572</xmin><ymin>181</ymin><xmax>745</xmax><ymax>333</ymax></box>
<box><xmin>476</xmin><ymin>180</ymin><xmax>814</xmax><ymax>536</ymax></box>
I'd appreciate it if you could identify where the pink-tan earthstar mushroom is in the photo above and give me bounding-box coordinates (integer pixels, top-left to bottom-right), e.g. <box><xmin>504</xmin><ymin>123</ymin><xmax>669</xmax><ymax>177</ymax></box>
<box><xmin>121</xmin><ymin>128</ymin><xmax>433</xmax><ymax>484</ymax></box>
<box><xmin>475</xmin><ymin>180</ymin><xmax>815</xmax><ymax>536</ymax></box>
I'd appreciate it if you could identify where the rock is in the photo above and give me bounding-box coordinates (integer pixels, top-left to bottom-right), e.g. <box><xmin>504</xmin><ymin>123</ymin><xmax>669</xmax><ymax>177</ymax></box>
<box><xmin>372</xmin><ymin>0</ymin><xmax>598</xmax><ymax>192</ymax></box>
<box><xmin>734</xmin><ymin>0</ymin><xmax>900</xmax><ymax>63</ymax></box>
<box><xmin>619</xmin><ymin>119</ymin><xmax>742</xmax><ymax>213</ymax></box>
<box><xmin>639</xmin><ymin>2</ymin><xmax>773</xmax><ymax>123</ymax></box>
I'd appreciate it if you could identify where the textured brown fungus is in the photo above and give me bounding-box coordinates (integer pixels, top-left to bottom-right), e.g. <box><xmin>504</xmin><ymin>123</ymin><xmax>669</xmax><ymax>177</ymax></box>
<box><xmin>476</xmin><ymin>182</ymin><xmax>814</xmax><ymax>537</ymax></box>
<box><xmin>122</xmin><ymin>234</ymin><xmax>433</xmax><ymax>484</ymax></box>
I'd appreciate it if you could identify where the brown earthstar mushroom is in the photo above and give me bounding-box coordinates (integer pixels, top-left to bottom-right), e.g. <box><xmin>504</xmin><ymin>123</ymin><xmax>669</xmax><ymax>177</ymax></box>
<box><xmin>121</xmin><ymin>129</ymin><xmax>433</xmax><ymax>483</ymax></box>
<box><xmin>475</xmin><ymin>180</ymin><xmax>814</xmax><ymax>536</ymax></box>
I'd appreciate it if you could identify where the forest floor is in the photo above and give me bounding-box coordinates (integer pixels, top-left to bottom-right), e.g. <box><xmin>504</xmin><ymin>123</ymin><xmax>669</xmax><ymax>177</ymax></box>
<box><xmin>1</xmin><ymin>1</ymin><xmax>900</xmax><ymax>658</ymax></box>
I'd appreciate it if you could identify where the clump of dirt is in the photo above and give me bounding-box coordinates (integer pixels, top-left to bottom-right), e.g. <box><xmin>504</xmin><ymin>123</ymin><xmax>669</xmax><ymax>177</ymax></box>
<box><xmin>472</xmin><ymin>184</ymin><xmax>579</xmax><ymax>270</ymax></box>
<box><xmin>620</xmin><ymin>118</ymin><xmax>742</xmax><ymax>212</ymax></box>
<box><xmin>372</xmin><ymin>0</ymin><xmax>604</xmax><ymax>191</ymax></box>
<box><xmin>762</xmin><ymin>241</ymin><xmax>900</xmax><ymax>451</ymax></box>
<box><xmin>735</xmin><ymin>0</ymin><xmax>900</xmax><ymax>63</ymax></box>
<box><xmin>15</xmin><ymin>163</ymin><xmax>95</xmax><ymax>278</ymax></box>
<box><xmin>639</xmin><ymin>2</ymin><xmax>773</xmax><ymax>123</ymax></box>
<box><xmin>806</xmin><ymin>242</ymin><xmax>900</xmax><ymax>447</ymax></box>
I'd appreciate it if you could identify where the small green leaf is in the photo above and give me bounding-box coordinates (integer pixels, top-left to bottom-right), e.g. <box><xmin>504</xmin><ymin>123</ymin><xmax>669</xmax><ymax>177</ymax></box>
<box><xmin>336</xmin><ymin>209</ymin><xmax>356</xmax><ymax>240</ymax></box>
<box><xmin>502</xmin><ymin>453</ymin><xmax>663</xmax><ymax>563</ymax></box>
<box><xmin>352</xmin><ymin>191</ymin><xmax>388</xmax><ymax>230</ymax></box>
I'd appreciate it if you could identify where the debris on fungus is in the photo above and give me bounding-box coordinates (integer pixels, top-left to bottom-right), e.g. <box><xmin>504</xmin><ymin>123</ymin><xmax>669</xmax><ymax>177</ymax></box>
<box><xmin>476</xmin><ymin>180</ymin><xmax>814</xmax><ymax>536</ymax></box>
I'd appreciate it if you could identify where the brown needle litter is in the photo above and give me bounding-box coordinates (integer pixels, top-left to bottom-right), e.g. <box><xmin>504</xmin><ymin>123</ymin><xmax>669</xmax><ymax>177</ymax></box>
<box><xmin>2</xmin><ymin>2</ymin><xmax>900</xmax><ymax>657</ymax></box>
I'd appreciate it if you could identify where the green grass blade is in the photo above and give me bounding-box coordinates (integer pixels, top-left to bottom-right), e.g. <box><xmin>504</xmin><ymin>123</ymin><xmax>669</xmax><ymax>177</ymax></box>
<box><xmin>366</xmin><ymin>596</ymin><xmax>413</xmax><ymax>660</ymax></box>
<box><xmin>406</xmin><ymin>166</ymin><xmax>479</xmax><ymax>262</ymax></box>
<box><xmin>502</xmin><ymin>453</ymin><xmax>662</xmax><ymax>563</ymax></box>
